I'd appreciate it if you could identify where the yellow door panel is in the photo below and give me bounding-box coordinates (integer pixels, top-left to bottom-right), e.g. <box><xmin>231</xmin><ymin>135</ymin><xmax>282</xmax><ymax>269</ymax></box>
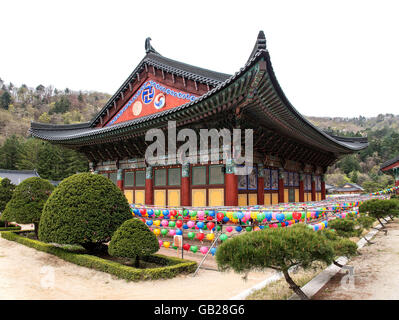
<box><xmin>264</xmin><ymin>193</ymin><xmax>271</xmax><ymax>205</ymax></box>
<box><xmin>154</xmin><ymin>189</ymin><xmax>166</xmax><ymax>206</ymax></box>
<box><xmin>284</xmin><ymin>189</ymin><xmax>289</xmax><ymax>203</ymax></box>
<box><xmin>135</xmin><ymin>190</ymin><xmax>145</xmax><ymax>205</ymax></box>
<box><xmin>295</xmin><ymin>189</ymin><xmax>299</xmax><ymax>202</ymax></box>
<box><xmin>124</xmin><ymin>190</ymin><xmax>133</xmax><ymax>204</ymax></box>
<box><xmin>238</xmin><ymin>194</ymin><xmax>247</xmax><ymax>206</ymax></box>
<box><xmin>192</xmin><ymin>189</ymin><xmax>206</xmax><ymax>207</ymax></box>
<box><xmin>248</xmin><ymin>193</ymin><xmax>257</xmax><ymax>206</ymax></box>
<box><xmin>209</xmin><ymin>188</ymin><xmax>224</xmax><ymax>206</ymax></box>
<box><xmin>272</xmin><ymin>193</ymin><xmax>279</xmax><ymax>204</ymax></box>
<box><xmin>168</xmin><ymin>190</ymin><xmax>180</xmax><ymax>207</ymax></box>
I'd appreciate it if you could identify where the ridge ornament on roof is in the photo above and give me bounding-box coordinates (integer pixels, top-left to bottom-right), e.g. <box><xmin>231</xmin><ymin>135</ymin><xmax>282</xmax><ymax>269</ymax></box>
<box><xmin>145</xmin><ymin>37</ymin><xmax>160</xmax><ymax>55</ymax></box>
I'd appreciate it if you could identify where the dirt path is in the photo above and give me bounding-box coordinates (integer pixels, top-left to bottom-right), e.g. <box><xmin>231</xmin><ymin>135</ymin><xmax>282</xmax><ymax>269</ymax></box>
<box><xmin>0</xmin><ymin>234</ymin><xmax>272</xmax><ymax>300</ymax></box>
<box><xmin>314</xmin><ymin>219</ymin><xmax>399</xmax><ymax>300</ymax></box>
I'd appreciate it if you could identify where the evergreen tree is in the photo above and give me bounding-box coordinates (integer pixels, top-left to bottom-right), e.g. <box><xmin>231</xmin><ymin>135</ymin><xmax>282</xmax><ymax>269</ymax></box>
<box><xmin>0</xmin><ymin>135</ymin><xmax>22</xmax><ymax>169</ymax></box>
<box><xmin>0</xmin><ymin>91</ymin><xmax>12</xmax><ymax>110</ymax></box>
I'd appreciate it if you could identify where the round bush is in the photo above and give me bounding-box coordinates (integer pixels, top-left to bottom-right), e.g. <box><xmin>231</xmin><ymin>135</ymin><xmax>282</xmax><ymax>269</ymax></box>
<box><xmin>39</xmin><ymin>173</ymin><xmax>132</xmax><ymax>248</ymax></box>
<box><xmin>1</xmin><ymin>177</ymin><xmax>54</xmax><ymax>227</ymax></box>
<box><xmin>0</xmin><ymin>178</ymin><xmax>15</xmax><ymax>213</ymax></box>
<box><xmin>108</xmin><ymin>218</ymin><xmax>159</xmax><ymax>267</ymax></box>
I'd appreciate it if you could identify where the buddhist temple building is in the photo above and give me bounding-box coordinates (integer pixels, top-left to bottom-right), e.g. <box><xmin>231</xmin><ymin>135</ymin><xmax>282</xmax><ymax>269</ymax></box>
<box><xmin>29</xmin><ymin>31</ymin><xmax>368</xmax><ymax>207</ymax></box>
<box><xmin>381</xmin><ymin>156</ymin><xmax>399</xmax><ymax>193</ymax></box>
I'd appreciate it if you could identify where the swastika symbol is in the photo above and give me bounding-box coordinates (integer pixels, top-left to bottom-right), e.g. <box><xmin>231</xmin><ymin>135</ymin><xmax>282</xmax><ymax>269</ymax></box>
<box><xmin>141</xmin><ymin>85</ymin><xmax>155</xmax><ymax>104</ymax></box>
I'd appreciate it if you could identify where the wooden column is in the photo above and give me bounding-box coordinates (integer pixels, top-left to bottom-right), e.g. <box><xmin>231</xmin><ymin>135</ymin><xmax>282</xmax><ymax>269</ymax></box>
<box><xmin>116</xmin><ymin>168</ymin><xmax>123</xmax><ymax>191</ymax></box>
<box><xmin>225</xmin><ymin>160</ymin><xmax>238</xmax><ymax>206</ymax></box>
<box><xmin>321</xmin><ymin>175</ymin><xmax>326</xmax><ymax>200</ymax></box>
<box><xmin>394</xmin><ymin>168</ymin><xmax>399</xmax><ymax>195</ymax></box>
<box><xmin>145</xmin><ymin>166</ymin><xmax>153</xmax><ymax>205</ymax></box>
<box><xmin>257</xmin><ymin>163</ymin><xmax>264</xmax><ymax>205</ymax></box>
<box><xmin>311</xmin><ymin>174</ymin><xmax>316</xmax><ymax>201</ymax></box>
<box><xmin>299</xmin><ymin>172</ymin><xmax>305</xmax><ymax>202</ymax></box>
<box><xmin>278</xmin><ymin>169</ymin><xmax>285</xmax><ymax>203</ymax></box>
<box><xmin>181</xmin><ymin>164</ymin><xmax>190</xmax><ymax>206</ymax></box>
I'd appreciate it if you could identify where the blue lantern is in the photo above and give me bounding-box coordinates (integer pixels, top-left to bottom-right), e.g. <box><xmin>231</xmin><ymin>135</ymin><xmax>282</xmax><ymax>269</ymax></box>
<box><xmin>265</xmin><ymin>212</ymin><xmax>272</xmax><ymax>221</ymax></box>
<box><xmin>235</xmin><ymin>226</ymin><xmax>242</xmax><ymax>232</ymax></box>
<box><xmin>146</xmin><ymin>220</ymin><xmax>153</xmax><ymax>226</ymax></box>
<box><xmin>197</xmin><ymin>222</ymin><xmax>204</xmax><ymax>229</ymax></box>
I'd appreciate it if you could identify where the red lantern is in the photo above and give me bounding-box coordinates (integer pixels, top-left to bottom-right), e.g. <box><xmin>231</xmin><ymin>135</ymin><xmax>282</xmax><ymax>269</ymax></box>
<box><xmin>206</xmin><ymin>222</ymin><xmax>215</xmax><ymax>230</ymax></box>
<box><xmin>206</xmin><ymin>216</ymin><xmax>213</xmax><ymax>221</ymax></box>
<box><xmin>140</xmin><ymin>209</ymin><xmax>146</xmax><ymax>216</ymax></box>
<box><xmin>196</xmin><ymin>233</ymin><xmax>205</xmax><ymax>241</ymax></box>
<box><xmin>176</xmin><ymin>220</ymin><xmax>183</xmax><ymax>228</ymax></box>
<box><xmin>170</xmin><ymin>210</ymin><xmax>177</xmax><ymax>217</ymax></box>
<box><xmin>216</xmin><ymin>212</ymin><xmax>224</xmax><ymax>221</ymax></box>
<box><xmin>292</xmin><ymin>212</ymin><xmax>301</xmax><ymax>220</ymax></box>
<box><xmin>183</xmin><ymin>243</ymin><xmax>191</xmax><ymax>251</ymax></box>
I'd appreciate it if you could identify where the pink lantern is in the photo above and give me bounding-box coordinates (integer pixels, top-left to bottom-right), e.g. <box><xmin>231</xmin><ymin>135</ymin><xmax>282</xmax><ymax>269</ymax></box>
<box><xmin>187</xmin><ymin>221</ymin><xmax>195</xmax><ymax>228</ymax></box>
<box><xmin>158</xmin><ymin>240</ymin><xmax>163</xmax><ymax>247</ymax></box>
<box><xmin>226</xmin><ymin>226</ymin><xmax>233</xmax><ymax>232</ymax></box>
<box><xmin>200</xmin><ymin>246</ymin><xmax>208</xmax><ymax>254</ymax></box>
<box><xmin>161</xmin><ymin>219</ymin><xmax>169</xmax><ymax>227</ymax></box>
<box><xmin>169</xmin><ymin>229</ymin><xmax>176</xmax><ymax>236</ymax></box>
<box><xmin>197</xmin><ymin>211</ymin><xmax>205</xmax><ymax>220</ymax></box>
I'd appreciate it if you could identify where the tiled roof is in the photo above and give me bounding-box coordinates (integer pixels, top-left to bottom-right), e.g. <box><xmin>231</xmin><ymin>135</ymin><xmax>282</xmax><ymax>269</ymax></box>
<box><xmin>29</xmin><ymin>31</ymin><xmax>368</xmax><ymax>155</ymax></box>
<box><xmin>0</xmin><ymin>169</ymin><xmax>40</xmax><ymax>185</ymax></box>
<box><xmin>381</xmin><ymin>155</ymin><xmax>399</xmax><ymax>170</ymax></box>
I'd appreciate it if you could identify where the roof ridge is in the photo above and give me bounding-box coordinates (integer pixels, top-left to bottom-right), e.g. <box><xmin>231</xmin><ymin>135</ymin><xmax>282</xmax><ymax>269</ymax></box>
<box><xmin>247</xmin><ymin>30</ymin><xmax>267</xmax><ymax>63</ymax></box>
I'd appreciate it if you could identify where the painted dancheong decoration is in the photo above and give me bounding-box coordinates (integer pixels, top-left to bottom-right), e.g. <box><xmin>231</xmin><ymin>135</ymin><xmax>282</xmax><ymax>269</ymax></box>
<box><xmin>107</xmin><ymin>80</ymin><xmax>198</xmax><ymax>126</ymax></box>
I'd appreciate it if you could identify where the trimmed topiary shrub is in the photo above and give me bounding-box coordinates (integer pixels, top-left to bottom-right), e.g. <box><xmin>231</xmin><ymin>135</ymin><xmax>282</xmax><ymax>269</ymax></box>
<box><xmin>0</xmin><ymin>178</ymin><xmax>15</xmax><ymax>214</ymax></box>
<box><xmin>215</xmin><ymin>224</ymin><xmax>336</xmax><ymax>300</ymax></box>
<box><xmin>1</xmin><ymin>177</ymin><xmax>54</xmax><ymax>236</ymax></box>
<box><xmin>328</xmin><ymin>218</ymin><xmax>362</xmax><ymax>238</ymax></box>
<box><xmin>39</xmin><ymin>173</ymin><xmax>132</xmax><ymax>251</ymax></box>
<box><xmin>359</xmin><ymin>199</ymin><xmax>399</xmax><ymax>229</ymax></box>
<box><xmin>108</xmin><ymin>218</ymin><xmax>159</xmax><ymax>267</ymax></box>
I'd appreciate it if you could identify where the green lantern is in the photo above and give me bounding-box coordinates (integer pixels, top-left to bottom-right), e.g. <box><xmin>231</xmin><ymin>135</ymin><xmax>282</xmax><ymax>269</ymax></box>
<box><xmin>161</xmin><ymin>228</ymin><xmax>168</xmax><ymax>236</ymax></box>
<box><xmin>220</xmin><ymin>234</ymin><xmax>228</xmax><ymax>241</ymax></box>
<box><xmin>169</xmin><ymin>221</ymin><xmax>176</xmax><ymax>227</ymax></box>
<box><xmin>246</xmin><ymin>226</ymin><xmax>252</xmax><ymax>232</ymax></box>
<box><xmin>188</xmin><ymin>232</ymin><xmax>195</xmax><ymax>239</ymax></box>
<box><xmin>190</xmin><ymin>245</ymin><xmax>198</xmax><ymax>253</ymax></box>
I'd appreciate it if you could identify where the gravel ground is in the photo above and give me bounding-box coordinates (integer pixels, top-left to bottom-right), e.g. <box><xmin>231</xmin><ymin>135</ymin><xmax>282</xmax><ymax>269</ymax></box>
<box><xmin>314</xmin><ymin>219</ymin><xmax>399</xmax><ymax>300</ymax></box>
<box><xmin>0</xmin><ymin>230</ymin><xmax>272</xmax><ymax>300</ymax></box>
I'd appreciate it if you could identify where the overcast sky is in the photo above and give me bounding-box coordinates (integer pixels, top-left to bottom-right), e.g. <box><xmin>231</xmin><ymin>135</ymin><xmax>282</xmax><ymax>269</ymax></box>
<box><xmin>1</xmin><ymin>0</ymin><xmax>398</xmax><ymax>117</ymax></box>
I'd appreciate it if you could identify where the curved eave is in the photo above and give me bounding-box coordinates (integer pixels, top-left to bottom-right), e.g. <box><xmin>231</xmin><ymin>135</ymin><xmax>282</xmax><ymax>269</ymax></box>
<box><xmin>30</xmin><ymin>50</ymin><xmax>368</xmax><ymax>155</ymax></box>
<box><xmin>259</xmin><ymin>50</ymin><xmax>368</xmax><ymax>154</ymax></box>
<box><xmin>381</xmin><ymin>155</ymin><xmax>399</xmax><ymax>171</ymax></box>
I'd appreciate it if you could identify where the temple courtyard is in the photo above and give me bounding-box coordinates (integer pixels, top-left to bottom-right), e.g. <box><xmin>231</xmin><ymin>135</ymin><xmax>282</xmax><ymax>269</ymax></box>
<box><xmin>0</xmin><ymin>220</ymin><xmax>397</xmax><ymax>300</ymax></box>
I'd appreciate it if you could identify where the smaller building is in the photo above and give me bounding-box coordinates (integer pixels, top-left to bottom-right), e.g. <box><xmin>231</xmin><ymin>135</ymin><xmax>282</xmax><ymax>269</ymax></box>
<box><xmin>0</xmin><ymin>169</ymin><xmax>40</xmax><ymax>185</ymax></box>
<box><xmin>381</xmin><ymin>156</ymin><xmax>399</xmax><ymax>194</ymax></box>
<box><xmin>333</xmin><ymin>182</ymin><xmax>364</xmax><ymax>194</ymax></box>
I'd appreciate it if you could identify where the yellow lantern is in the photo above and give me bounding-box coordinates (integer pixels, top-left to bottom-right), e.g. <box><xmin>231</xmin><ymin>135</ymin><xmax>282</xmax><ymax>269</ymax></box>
<box><xmin>206</xmin><ymin>233</ymin><xmax>215</xmax><ymax>241</ymax></box>
<box><xmin>153</xmin><ymin>228</ymin><xmax>160</xmax><ymax>236</ymax></box>
<box><xmin>163</xmin><ymin>241</ymin><xmax>170</xmax><ymax>248</ymax></box>
<box><xmin>154</xmin><ymin>220</ymin><xmax>161</xmax><ymax>227</ymax></box>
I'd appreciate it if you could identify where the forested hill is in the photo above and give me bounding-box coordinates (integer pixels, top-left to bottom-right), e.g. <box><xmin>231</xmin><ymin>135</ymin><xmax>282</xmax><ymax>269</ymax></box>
<box><xmin>0</xmin><ymin>79</ymin><xmax>110</xmax><ymax>181</ymax></box>
<box><xmin>0</xmin><ymin>79</ymin><xmax>110</xmax><ymax>144</ymax></box>
<box><xmin>0</xmin><ymin>79</ymin><xmax>398</xmax><ymax>191</ymax></box>
<box><xmin>307</xmin><ymin>115</ymin><xmax>399</xmax><ymax>192</ymax></box>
